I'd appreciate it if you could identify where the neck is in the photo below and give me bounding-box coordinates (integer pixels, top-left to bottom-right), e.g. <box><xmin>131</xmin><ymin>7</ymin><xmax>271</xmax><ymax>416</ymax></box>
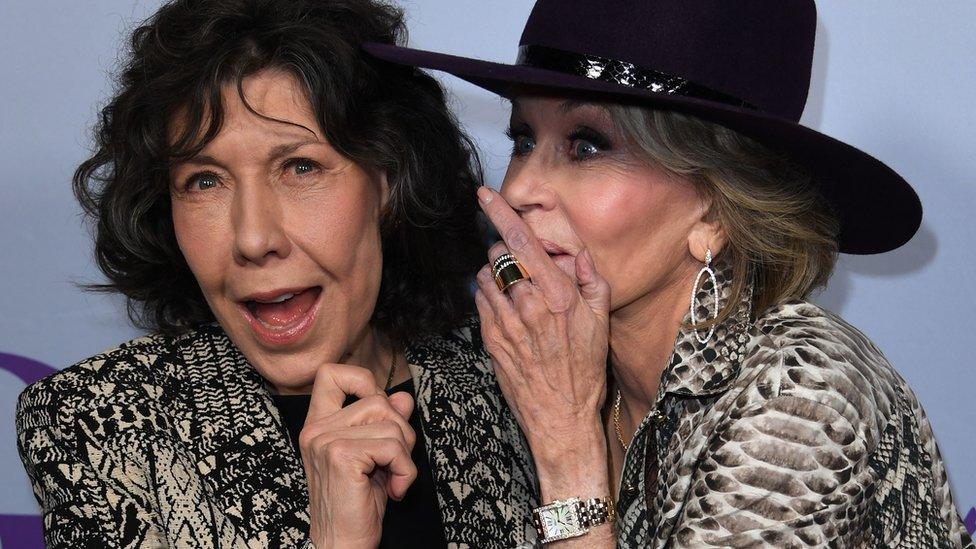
<box><xmin>342</xmin><ymin>325</ymin><xmax>397</xmax><ymax>387</ymax></box>
<box><xmin>608</xmin><ymin>267</ymin><xmax>693</xmax><ymax>422</ymax></box>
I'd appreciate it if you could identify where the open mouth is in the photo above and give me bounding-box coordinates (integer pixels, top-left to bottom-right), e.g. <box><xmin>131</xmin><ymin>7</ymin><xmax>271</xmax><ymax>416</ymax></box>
<box><xmin>239</xmin><ymin>286</ymin><xmax>323</xmax><ymax>346</ymax></box>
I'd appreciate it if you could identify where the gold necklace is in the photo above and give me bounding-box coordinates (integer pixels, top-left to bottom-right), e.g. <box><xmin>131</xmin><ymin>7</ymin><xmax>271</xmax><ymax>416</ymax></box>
<box><xmin>384</xmin><ymin>348</ymin><xmax>397</xmax><ymax>390</ymax></box>
<box><xmin>613</xmin><ymin>389</ymin><xmax>666</xmax><ymax>454</ymax></box>
<box><xmin>612</xmin><ymin>389</ymin><xmax>629</xmax><ymax>452</ymax></box>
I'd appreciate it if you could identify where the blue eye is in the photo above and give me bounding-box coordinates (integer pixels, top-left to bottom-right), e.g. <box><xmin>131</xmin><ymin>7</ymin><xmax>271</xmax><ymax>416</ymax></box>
<box><xmin>289</xmin><ymin>158</ymin><xmax>317</xmax><ymax>175</ymax></box>
<box><xmin>513</xmin><ymin>135</ymin><xmax>536</xmax><ymax>157</ymax></box>
<box><xmin>573</xmin><ymin>140</ymin><xmax>600</xmax><ymax>160</ymax></box>
<box><xmin>568</xmin><ymin>127</ymin><xmax>611</xmax><ymax>162</ymax></box>
<box><xmin>506</xmin><ymin>125</ymin><xmax>536</xmax><ymax>158</ymax></box>
<box><xmin>186</xmin><ymin>172</ymin><xmax>219</xmax><ymax>191</ymax></box>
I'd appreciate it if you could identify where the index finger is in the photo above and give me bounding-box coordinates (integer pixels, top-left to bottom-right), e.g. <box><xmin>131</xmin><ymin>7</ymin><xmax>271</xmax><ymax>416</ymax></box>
<box><xmin>307</xmin><ymin>363</ymin><xmax>383</xmax><ymax>423</ymax></box>
<box><xmin>476</xmin><ymin>186</ymin><xmax>563</xmax><ymax>293</ymax></box>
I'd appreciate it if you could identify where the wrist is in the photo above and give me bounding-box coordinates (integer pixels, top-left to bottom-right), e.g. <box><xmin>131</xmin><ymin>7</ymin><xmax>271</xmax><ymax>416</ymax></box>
<box><xmin>319</xmin><ymin>539</ymin><xmax>376</xmax><ymax>549</ymax></box>
<box><xmin>315</xmin><ymin>530</ymin><xmax>378</xmax><ymax>549</ymax></box>
<box><xmin>537</xmin><ymin>465</ymin><xmax>611</xmax><ymax>503</ymax></box>
<box><xmin>525</xmin><ymin>414</ymin><xmax>605</xmax><ymax>461</ymax></box>
<box><xmin>529</xmin><ymin>420</ymin><xmax>610</xmax><ymax>502</ymax></box>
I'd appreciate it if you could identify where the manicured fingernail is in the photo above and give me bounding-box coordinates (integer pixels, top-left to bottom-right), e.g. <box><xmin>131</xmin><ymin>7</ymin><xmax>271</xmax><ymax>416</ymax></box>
<box><xmin>477</xmin><ymin>186</ymin><xmax>493</xmax><ymax>204</ymax></box>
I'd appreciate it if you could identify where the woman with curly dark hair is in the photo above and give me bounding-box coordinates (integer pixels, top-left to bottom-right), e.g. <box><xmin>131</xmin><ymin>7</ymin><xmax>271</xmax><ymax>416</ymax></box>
<box><xmin>15</xmin><ymin>0</ymin><xmax>538</xmax><ymax>547</ymax></box>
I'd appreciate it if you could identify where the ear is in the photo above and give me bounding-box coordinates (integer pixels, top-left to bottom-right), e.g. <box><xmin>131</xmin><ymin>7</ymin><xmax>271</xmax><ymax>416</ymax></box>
<box><xmin>687</xmin><ymin>201</ymin><xmax>727</xmax><ymax>263</ymax></box>
<box><xmin>377</xmin><ymin>171</ymin><xmax>391</xmax><ymax>212</ymax></box>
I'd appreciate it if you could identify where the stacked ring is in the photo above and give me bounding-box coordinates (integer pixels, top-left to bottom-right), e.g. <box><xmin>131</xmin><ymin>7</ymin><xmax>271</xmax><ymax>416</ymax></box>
<box><xmin>492</xmin><ymin>253</ymin><xmax>531</xmax><ymax>292</ymax></box>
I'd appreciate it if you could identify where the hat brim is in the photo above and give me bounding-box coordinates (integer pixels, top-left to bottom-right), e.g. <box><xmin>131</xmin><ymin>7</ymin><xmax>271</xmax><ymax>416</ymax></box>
<box><xmin>364</xmin><ymin>42</ymin><xmax>921</xmax><ymax>255</ymax></box>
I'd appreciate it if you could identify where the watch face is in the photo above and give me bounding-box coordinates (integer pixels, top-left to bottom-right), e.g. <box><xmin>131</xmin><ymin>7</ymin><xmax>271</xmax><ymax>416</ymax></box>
<box><xmin>541</xmin><ymin>503</ymin><xmax>581</xmax><ymax>538</ymax></box>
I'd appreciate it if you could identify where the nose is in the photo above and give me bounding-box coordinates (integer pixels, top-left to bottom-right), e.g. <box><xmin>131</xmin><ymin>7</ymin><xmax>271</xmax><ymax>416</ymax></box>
<box><xmin>500</xmin><ymin>156</ymin><xmax>557</xmax><ymax>216</ymax></box>
<box><xmin>231</xmin><ymin>182</ymin><xmax>291</xmax><ymax>266</ymax></box>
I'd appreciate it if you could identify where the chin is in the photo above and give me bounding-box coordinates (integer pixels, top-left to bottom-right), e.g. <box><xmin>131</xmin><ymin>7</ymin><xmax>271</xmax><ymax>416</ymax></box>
<box><xmin>214</xmin><ymin>313</ymin><xmax>331</xmax><ymax>393</ymax></box>
<box><xmin>243</xmin><ymin>345</ymin><xmax>323</xmax><ymax>394</ymax></box>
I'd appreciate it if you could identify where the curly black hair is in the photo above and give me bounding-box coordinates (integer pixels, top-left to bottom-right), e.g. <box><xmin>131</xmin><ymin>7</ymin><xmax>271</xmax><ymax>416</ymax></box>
<box><xmin>74</xmin><ymin>0</ymin><xmax>487</xmax><ymax>344</ymax></box>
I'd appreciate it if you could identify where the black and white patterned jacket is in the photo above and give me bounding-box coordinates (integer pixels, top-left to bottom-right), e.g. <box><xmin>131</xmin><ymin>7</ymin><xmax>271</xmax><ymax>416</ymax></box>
<box><xmin>17</xmin><ymin>318</ymin><xmax>540</xmax><ymax>548</ymax></box>
<box><xmin>616</xmin><ymin>267</ymin><xmax>974</xmax><ymax>548</ymax></box>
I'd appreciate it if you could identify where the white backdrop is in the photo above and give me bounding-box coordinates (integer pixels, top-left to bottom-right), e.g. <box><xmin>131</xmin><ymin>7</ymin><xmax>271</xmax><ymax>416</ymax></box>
<box><xmin>1</xmin><ymin>1</ymin><xmax>973</xmax><ymax>544</ymax></box>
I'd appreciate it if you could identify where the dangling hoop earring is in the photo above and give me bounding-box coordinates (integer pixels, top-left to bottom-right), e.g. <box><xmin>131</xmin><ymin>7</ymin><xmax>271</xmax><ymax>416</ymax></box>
<box><xmin>690</xmin><ymin>249</ymin><xmax>719</xmax><ymax>345</ymax></box>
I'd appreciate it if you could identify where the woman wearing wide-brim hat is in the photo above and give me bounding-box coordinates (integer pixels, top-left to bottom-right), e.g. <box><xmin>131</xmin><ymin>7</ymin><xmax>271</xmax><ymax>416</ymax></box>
<box><xmin>366</xmin><ymin>0</ymin><xmax>973</xmax><ymax>547</ymax></box>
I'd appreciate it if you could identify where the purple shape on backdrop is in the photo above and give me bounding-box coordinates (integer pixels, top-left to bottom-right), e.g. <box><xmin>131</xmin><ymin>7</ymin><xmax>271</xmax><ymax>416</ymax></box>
<box><xmin>0</xmin><ymin>514</ymin><xmax>43</xmax><ymax>548</ymax></box>
<box><xmin>966</xmin><ymin>507</ymin><xmax>976</xmax><ymax>535</ymax></box>
<box><xmin>0</xmin><ymin>352</ymin><xmax>57</xmax><ymax>386</ymax></box>
<box><xmin>0</xmin><ymin>354</ymin><xmax>54</xmax><ymax>547</ymax></box>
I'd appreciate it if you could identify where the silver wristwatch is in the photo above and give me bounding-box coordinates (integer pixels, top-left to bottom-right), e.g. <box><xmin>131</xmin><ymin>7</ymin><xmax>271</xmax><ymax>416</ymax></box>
<box><xmin>531</xmin><ymin>496</ymin><xmax>615</xmax><ymax>544</ymax></box>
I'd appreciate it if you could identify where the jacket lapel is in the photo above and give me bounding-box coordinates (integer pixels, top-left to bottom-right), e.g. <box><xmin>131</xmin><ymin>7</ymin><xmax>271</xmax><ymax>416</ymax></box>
<box><xmin>406</xmin><ymin>322</ymin><xmax>539</xmax><ymax>549</ymax></box>
<box><xmin>638</xmin><ymin>265</ymin><xmax>756</xmax><ymax>547</ymax></box>
<box><xmin>168</xmin><ymin>325</ymin><xmax>311</xmax><ymax>547</ymax></box>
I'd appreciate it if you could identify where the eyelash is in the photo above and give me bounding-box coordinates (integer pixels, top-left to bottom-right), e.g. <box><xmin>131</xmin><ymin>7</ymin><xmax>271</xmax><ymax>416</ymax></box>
<box><xmin>505</xmin><ymin>125</ymin><xmax>612</xmax><ymax>161</ymax></box>
<box><xmin>180</xmin><ymin>157</ymin><xmax>321</xmax><ymax>192</ymax></box>
<box><xmin>182</xmin><ymin>171</ymin><xmax>221</xmax><ymax>193</ymax></box>
<box><xmin>568</xmin><ymin>127</ymin><xmax>612</xmax><ymax>153</ymax></box>
<box><xmin>504</xmin><ymin>126</ymin><xmax>531</xmax><ymax>158</ymax></box>
<box><xmin>281</xmin><ymin>157</ymin><xmax>320</xmax><ymax>176</ymax></box>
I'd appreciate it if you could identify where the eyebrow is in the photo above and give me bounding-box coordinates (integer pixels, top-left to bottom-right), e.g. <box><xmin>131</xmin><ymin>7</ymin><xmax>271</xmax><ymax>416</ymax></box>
<box><xmin>175</xmin><ymin>139</ymin><xmax>322</xmax><ymax>168</ymax></box>
<box><xmin>509</xmin><ymin>97</ymin><xmax>598</xmax><ymax>115</ymax></box>
<box><xmin>266</xmin><ymin>139</ymin><xmax>321</xmax><ymax>161</ymax></box>
<box><xmin>558</xmin><ymin>99</ymin><xmax>591</xmax><ymax>113</ymax></box>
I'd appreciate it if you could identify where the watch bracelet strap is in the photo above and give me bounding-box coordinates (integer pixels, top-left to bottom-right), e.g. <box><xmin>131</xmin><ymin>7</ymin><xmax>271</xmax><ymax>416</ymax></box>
<box><xmin>578</xmin><ymin>496</ymin><xmax>616</xmax><ymax>528</ymax></box>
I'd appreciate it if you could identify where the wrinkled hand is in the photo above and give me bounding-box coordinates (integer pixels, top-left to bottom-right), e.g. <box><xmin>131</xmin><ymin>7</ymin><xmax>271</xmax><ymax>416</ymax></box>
<box><xmin>473</xmin><ymin>186</ymin><xmax>611</xmax><ymax>464</ymax></box>
<box><xmin>300</xmin><ymin>364</ymin><xmax>416</xmax><ymax>549</ymax></box>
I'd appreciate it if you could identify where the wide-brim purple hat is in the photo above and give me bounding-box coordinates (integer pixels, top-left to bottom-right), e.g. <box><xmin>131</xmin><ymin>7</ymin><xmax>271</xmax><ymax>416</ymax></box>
<box><xmin>364</xmin><ymin>0</ymin><xmax>922</xmax><ymax>255</ymax></box>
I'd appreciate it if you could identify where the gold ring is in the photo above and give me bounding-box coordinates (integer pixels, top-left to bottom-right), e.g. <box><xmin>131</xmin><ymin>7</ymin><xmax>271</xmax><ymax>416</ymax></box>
<box><xmin>492</xmin><ymin>252</ymin><xmax>519</xmax><ymax>276</ymax></box>
<box><xmin>492</xmin><ymin>253</ymin><xmax>530</xmax><ymax>292</ymax></box>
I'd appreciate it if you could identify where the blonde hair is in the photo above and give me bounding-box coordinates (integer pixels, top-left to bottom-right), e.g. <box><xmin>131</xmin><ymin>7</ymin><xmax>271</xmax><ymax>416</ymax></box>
<box><xmin>608</xmin><ymin>104</ymin><xmax>841</xmax><ymax>322</ymax></box>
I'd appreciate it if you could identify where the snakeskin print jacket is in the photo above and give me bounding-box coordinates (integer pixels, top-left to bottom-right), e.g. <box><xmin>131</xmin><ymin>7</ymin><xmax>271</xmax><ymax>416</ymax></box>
<box><xmin>17</xmin><ymin>318</ymin><xmax>540</xmax><ymax>548</ymax></box>
<box><xmin>615</xmin><ymin>268</ymin><xmax>974</xmax><ymax>548</ymax></box>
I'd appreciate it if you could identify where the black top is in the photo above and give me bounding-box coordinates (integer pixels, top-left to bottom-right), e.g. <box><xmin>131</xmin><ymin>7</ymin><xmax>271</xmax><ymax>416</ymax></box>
<box><xmin>271</xmin><ymin>379</ymin><xmax>447</xmax><ymax>548</ymax></box>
